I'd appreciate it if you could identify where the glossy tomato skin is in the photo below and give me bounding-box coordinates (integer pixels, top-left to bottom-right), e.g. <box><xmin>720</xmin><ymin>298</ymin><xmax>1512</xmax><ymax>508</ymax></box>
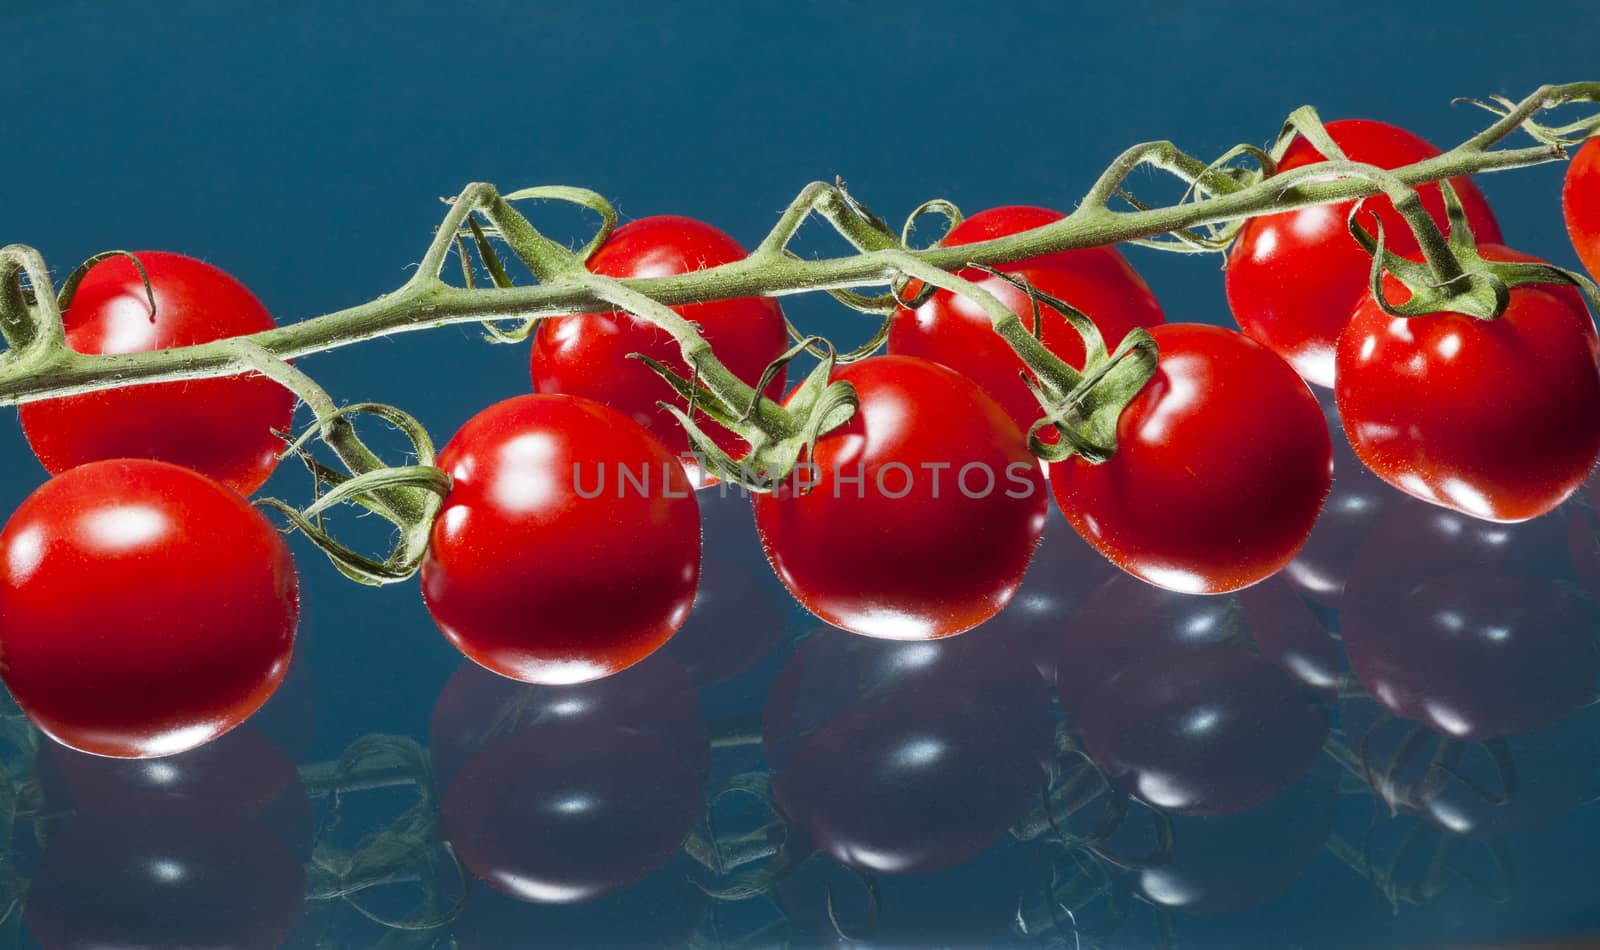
<box><xmin>1336</xmin><ymin>245</ymin><xmax>1600</xmax><ymax>522</ymax></box>
<box><xmin>1050</xmin><ymin>323</ymin><xmax>1332</xmax><ymax>594</ymax></box>
<box><xmin>1226</xmin><ymin>120</ymin><xmax>1503</xmax><ymax>388</ymax></box>
<box><xmin>421</xmin><ymin>394</ymin><xmax>701</xmax><ymax>684</ymax></box>
<box><xmin>530</xmin><ymin>216</ymin><xmax>788</xmax><ymax>480</ymax></box>
<box><xmin>18</xmin><ymin>252</ymin><xmax>295</xmax><ymax>496</ymax></box>
<box><xmin>0</xmin><ymin>459</ymin><xmax>298</xmax><ymax>758</ymax></box>
<box><xmin>1566</xmin><ymin>137</ymin><xmax>1600</xmax><ymax>277</ymax></box>
<box><xmin>888</xmin><ymin>206</ymin><xmax>1165</xmax><ymax>434</ymax></box>
<box><xmin>751</xmin><ymin>355</ymin><xmax>1047</xmax><ymax>639</ymax></box>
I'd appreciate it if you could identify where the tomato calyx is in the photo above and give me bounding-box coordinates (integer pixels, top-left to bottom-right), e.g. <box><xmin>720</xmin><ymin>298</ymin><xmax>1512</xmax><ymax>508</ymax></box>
<box><xmin>471</xmin><ymin>190</ymin><xmax>862</xmax><ymax>492</ymax></box>
<box><xmin>237</xmin><ymin>345</ymin><xmax>453</xmax><ymax>586</ymax></box>
<box><xmin>971</xmin><ymin>267</ymin><xmax>1159</xmax><ymax>465</ymax></box>
<box><xmin>633</xmin><ymin>334</ymin><xmax>860</xmax><ymax>492</ymax></box>
<box><xmin>1352</xmin><ymin>179</ymin><xmax>1600</xmax><ymax>322</ymax></box>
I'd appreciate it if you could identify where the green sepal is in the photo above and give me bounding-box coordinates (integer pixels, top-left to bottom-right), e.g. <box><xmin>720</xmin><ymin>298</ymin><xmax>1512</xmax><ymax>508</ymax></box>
<box><xmin>634</xmin><ymin>339</ymin><xmax>859</xmax><ymax>492</ymax></box>
<box><xmin>1350</xmin><ymin>178</ymin><xmax>1600</xmax><ymax>321</ymax></box>
<box><xmin>964</xmin><ymin>268</ymin><xmax>1158</xmax><ymax>466</ymax></box>
<box><xmin>1026</xmin><ymin>328</ymin><xmax>1159</xmax><ymax>464</ymax></box>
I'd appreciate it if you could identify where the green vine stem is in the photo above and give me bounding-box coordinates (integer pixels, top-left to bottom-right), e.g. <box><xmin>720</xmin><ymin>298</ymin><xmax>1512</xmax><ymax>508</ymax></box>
<box><xmin>0</xmin><ymin>82</ymin><xmax>1591</xmax><ymax>415</ymax></box>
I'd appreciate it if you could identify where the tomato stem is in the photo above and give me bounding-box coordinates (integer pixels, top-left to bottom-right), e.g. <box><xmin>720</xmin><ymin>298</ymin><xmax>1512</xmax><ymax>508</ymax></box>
<box><xmin>0</xmin><ymin>83</ymin><xmax>1595</xmax><ymax>423</ymax></box>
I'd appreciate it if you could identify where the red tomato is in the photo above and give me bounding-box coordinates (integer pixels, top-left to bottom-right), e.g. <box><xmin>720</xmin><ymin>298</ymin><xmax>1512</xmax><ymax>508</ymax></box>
<box><xmin>530</xmin><ymin>216</ymin><xmax>788</xmax><ymax>483</ymax></box>
<box><xmin>888</xmin><ymin>205</ymin><xmax>1165</xmax><ymax>434</ymax></box>
<box><xmin>1335</xmin><ymin>245</ymin><xmax>1600</xmax><ymax>522</ymax></box>
<box><xmin>1050</xmin><ymin>323</ymin><xmax>1332</xmax><ymax>594</ymax></box>
<box><xmin>420</xmin><ymin>394</ymin><xmax>701</xmax><ymax>684</ymax></box>
<box><xmin>1226</xmin><ymin>120</ymin><xmax>1503</xmax><ymax>388</ymax></box>
<box><xmin>0</xmin><ymin>459</ymin><xmax>298</xmax><ymax>758</ymax></box>
<box><xmin>751</xmin><ymin>355</ymin><xmax>1047</xmax><ymax>639</ymax></box>
<box><xmin>17</xmin><ymin>252</ymin><xmax>295</xmax><ymax>496</ymax></box>
<box><xmin>1565</xmin><ymin>137</ymin><xmax>1600</xmax><ymax>278</ymax></box>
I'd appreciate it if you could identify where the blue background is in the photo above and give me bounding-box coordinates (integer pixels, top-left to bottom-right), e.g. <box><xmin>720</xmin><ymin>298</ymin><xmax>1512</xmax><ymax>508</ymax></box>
<box><xmin>4</xmin><ymin>1</ymin><xmax>1600</xmax><ymax>946</ymax></box>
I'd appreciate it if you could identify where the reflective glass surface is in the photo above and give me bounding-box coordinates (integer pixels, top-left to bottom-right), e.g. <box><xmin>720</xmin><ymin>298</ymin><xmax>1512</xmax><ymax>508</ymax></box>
<box><xmin>3</xmin><ymin>2</ymin><xmax>1599</xmax><ymax>948</ymax></box>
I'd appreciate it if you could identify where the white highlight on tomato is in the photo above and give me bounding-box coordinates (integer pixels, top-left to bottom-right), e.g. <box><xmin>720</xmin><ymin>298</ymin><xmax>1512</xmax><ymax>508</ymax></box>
<box><xmin>4</xmin><ymin>525</ymin><xmax>45</xmax><ymax>585</ymax></box>
<box><xmin>492</xmin><ymin>433</ymin><xmax>560</xmax><ymax>512</ymax></box>
<box><xmin>82</xmin><ymin>504</ymin><xmax>170</xmax><ymax>552</ymax></box>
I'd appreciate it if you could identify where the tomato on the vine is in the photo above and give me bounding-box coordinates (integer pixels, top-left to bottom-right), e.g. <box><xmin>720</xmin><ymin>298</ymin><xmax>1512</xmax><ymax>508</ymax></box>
<box><xmin>421</xmin><ymin>394</ymin><xmax>701</xmax><ymax>684</ymax></box>
<box><xmin>530</xmin><ymin>216</ymin><xmax>788</xmax><ymax>483</ymax></box>
<box><xmin>751</xmin><ymin>355</ymin><xmax>1046</xmax><ymax>639</ymax></box>
<box><xmin>1226</xmin><ymin>120</ymin><xmax>1503</xmax><ymax>389</ymax></box>
<box><xmin>1335</xmin><ymin>245</ymin><xmax>1600</xmax><ymax>522</ymax></box>
<box><xmin>1050</xmin><ymin>323</ymin><xmax>1332</xmax><ymax>594</ymax></box>
<box><xmin>17</xmin><ymin>252</ymin><xmax>296</xmax><ymax>496</ymax></box>
<box><xmin>0</xmin><ymin>459</ymin><xmax>298</xmax><ymax>758</ymax></box>
<box><xmin>888</xmin><ymin>205</ymin><xmax>1165</xmax><ymax>435</ymax></box>
<box><xmin>1565</xmin><ymin>137</ymin><xmax>1600</xmax><ymax>278</ymax></box>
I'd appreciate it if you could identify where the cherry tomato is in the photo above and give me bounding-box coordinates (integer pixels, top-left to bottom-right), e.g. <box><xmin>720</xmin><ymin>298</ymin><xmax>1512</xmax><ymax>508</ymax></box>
<box><xmin>0</xmin><ymin>459</ymin><xmax>297</xmax><ymax>758</ymax></box>
<box><xmin>1050</xmin><ymin>323</ymin><xmax>1332</xmax><ymax>594</ymax></box>
<box><xmin>17</xmin><ymin>252</ymin><xmax>295</xmax><ymax>496</ymax></box>
<box><xmin>751</xmin><ymin>355</ymin><xmax>1047</xmax><ymax>639</ymax></box>
<box><xmin>1336</xmin><ymin>245</ymin><xmax>1600</xmax><ymax>522</ymax></box>
<box><xmin>1566</xmin><ymin>137</ymin><xmax>1600</xmax><ymax>278</ymax></box>
<box><xmin>530</xmin><ymin>216</ymin><xmax>788</xmax><ymax>483</ymax></box>
<box><xmin>421</xmin><ymin>394</ymin><xmax>700</xmax><ymax>684</ymax></box>
<box><xmin>1226</xmin><ymin>120</ymin><xmax>1503</xmax><ymax>388</ymax></box>
<box><xmin>24</xmin><ymin>804</ymin><xmax>306</xmax><ymax>950</ymax></box>
<box><xmin>888</xmin><ymin>205</ymin><xmax>1165</xmax><ymax>435</ymax></box>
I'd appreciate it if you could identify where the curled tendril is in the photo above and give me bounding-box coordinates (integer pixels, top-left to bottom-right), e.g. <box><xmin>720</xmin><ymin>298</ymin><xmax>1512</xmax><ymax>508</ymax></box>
<box><xmin>259</xmin><ymin>400</ymin><xmax>451</xmax><ymax>586</ymax></box>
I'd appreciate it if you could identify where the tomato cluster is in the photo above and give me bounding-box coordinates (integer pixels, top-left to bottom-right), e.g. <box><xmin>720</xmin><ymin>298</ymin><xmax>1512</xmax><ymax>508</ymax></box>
<box><xmin>1</xmin><ymin>121</ymin><xmax>1598</xmax><ymax>763</ymax></box>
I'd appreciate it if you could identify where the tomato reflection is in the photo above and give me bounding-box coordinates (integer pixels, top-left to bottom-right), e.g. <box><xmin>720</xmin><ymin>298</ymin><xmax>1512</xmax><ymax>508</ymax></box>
<box><xmin>40</xmin><ymin>723</ymin><xmax>312</xmax><ymax>859</ymax></box>
<box><xmin>1053</xmin><ymin>574</ymin><xmax>1240</xmax><ymax>721</ymax></box>
<box><xmin>428</xmin><ymin>651</ymin><xmax>706</xmax><ymax>794</ymax></box>
<box><xmin>1281</xmin><ymin>393</ymin><xmax>1396</xmax><ymax>609</ymax></box>
<box><xmin>1130</xmin><ymin>759</ymin><xmax>1339</xmax><ymax>915</ymax></box>
<box><xmin>1077</xmin><ymin>643</ymin><xmax>1329</xmax><ymax>817</ymax></box>
<box><xmin>775</xmin><ymin>840</ymin><xmax>1032</xmax><ymax>946</ymax></box>
<box><xmin>1342</xmin><ymin>500</ymin><xmax>1596</xmax><ymax>741</ymax></box>
<box><xmin>1345</xmin><ymin>698</ymin><xmax>1600</xmax><ymax>838</ymax></box>
<box><xmin>764</xmin><ymin>626</ymin><xmax>1053</xmax><ymax>875</ymax></box>
<box><xmin>431</xmin><ymin>654</ymin><xmax>709</xmax><ymax>905</ymax></box>
<box><xmin>24</xmin><ymin>804</ymin><xmax>306</xmax><ymax>950</ymax></box>
<box><xmin>1239</xmin><ymin>577</ymin><xmax>1348</xmax><ymax>696</ymax></box>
